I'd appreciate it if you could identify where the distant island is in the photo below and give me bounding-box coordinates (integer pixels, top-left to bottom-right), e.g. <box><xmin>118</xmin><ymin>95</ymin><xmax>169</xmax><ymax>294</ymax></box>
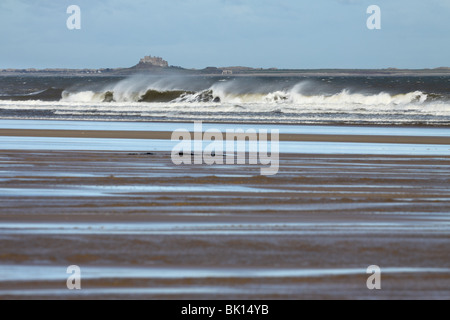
<box><xmin>1</xmin><ymin>55</ymin><xmax>450</xmax><ymax>77</ymax></box>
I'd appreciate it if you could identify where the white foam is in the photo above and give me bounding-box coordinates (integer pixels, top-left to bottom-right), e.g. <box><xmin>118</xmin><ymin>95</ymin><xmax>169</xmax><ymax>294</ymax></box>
<box><xmin>61</xmin><ymin>91</ymin><xmax>105</xmax><ymax>103</ymax></box>
<box><xmin>57</xmin><ymin>77</ymin><xmax>430</xmax><ymax>107</ymax></box>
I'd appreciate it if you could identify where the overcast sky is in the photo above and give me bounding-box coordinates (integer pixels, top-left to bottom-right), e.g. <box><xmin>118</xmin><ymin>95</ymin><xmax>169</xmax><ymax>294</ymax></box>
<box><xmin>1</xmin><ymin>0</ymin><xmax>449</xmax><ymax>69</ymax></box>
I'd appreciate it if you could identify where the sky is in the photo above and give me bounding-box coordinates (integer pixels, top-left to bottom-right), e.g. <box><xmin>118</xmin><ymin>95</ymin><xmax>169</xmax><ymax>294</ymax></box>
<box><xmin>0</xmin><ymin>0</ymin><xmax>449</xmax><ymax>69</ymax></box>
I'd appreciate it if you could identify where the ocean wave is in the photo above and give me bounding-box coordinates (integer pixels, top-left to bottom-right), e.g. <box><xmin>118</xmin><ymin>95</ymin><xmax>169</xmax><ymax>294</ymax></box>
<box><xmin>56</xmin><ymin>75</ymin><xmax>448</xmax><ymax>105</ymax></box>
<box><xmin>1</xmin><ymin>75</ymin><xmax>449</xmax><ymax>125</ymax></box>
<box><xmin>1</xmin><ymin>75</ymin><xmax>446</xmax><ymax>107</ymax></box>
<box><xmin>139</xmin><ymin>90</ymin><xmax>194</xmax><ymax>102</ymax></box>
<box><xmin>0</xmin><ymin>88</ymin><xmax>64</xmax><ymax>101</ymax></box>
<box><xmin>60</xmin><ymin>87</ymin><xmax>432</xmax><ymax>107</ymax></box>
<box><xmin>1</xmin><ymin>98</ymin><xmax>449</xmax><ymax>125</ymax></box>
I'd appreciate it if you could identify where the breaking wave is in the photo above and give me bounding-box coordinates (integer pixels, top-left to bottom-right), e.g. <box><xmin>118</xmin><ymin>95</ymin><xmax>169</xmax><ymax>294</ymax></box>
<box><xmin>2</xmin><ymin>75</ymin><xmax>450</xmax><ymax>125</ymax></box>
<box><xmin>57</xmin><ymin>76</ymin><xmax>439</xmax><ymax>107</ymax></box>
<box><xmin>1</xmin><ymin>75</ymin><xmax>446</xmax><ymax>107</ymax></box>
<box><xmin>61</xmin><ymin>87</ymin><xmax>433</xmax><ymax>106</ymax></box>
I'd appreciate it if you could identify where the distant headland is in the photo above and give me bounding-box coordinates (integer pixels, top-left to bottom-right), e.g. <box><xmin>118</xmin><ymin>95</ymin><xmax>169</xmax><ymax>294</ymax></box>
<box><xmin>1</xmin><ymin>55</ymin><xmax>450</xmax><ymax>77</ymax></box>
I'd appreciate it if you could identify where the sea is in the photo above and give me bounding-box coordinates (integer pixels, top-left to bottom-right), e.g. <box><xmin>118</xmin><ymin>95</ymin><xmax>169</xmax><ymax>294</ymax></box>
<box><xmin>1</xmin><ymin>74</ymin><xmax>449</xmax><ymax>125</ymax></box>
<box><xmin>1</xmin><ymin>74</ymin><xmax>450</xmax><ymax>300</ymax></box>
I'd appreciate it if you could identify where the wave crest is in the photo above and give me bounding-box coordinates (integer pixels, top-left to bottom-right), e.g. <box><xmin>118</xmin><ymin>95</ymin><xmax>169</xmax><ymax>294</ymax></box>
<box><xmin>55</xmin><ymin>76</ymin><xmax>444</xmax><ymax>108</ymax></box>
<box><xmin>61</xmin><ymin>87</ymin><xmax>429</xmax><ymax>107</ymax></box>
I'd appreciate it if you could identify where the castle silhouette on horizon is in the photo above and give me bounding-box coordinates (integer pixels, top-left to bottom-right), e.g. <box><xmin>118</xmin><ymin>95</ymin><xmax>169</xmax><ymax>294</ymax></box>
<box><xmin>138</xmin><ymin>55</ymin><xmax>169</xmax><ymax>68</ymax></box>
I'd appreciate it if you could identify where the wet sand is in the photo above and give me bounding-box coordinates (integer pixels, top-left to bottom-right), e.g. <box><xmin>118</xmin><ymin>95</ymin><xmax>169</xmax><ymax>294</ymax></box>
<box><xmin>0</xmin><ymin>122</ymin><xmax>450</xmax><ymax>300</ymax></box>
<box><xmin>0</xmin><ymin>133</ymin><xmax>450</xmax><ymax>299</ymax></box>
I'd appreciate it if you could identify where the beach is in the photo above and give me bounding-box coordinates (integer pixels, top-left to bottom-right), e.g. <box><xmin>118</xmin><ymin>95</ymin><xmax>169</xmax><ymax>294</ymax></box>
<box><xmin>0</xmin><ymin>120</ymin><xmax>449</xmax><ymax>299</ymax></box>
<box><xmin>3</xmin><ymin>0</ymin><xmax>450</xmax><ymax>303</ymax></box>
